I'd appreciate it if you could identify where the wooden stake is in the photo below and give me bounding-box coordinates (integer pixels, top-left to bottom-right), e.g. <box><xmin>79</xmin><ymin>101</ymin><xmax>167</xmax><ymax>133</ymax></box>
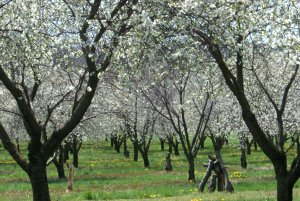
<box><xmin>66</xmin><ymin>160</ymin><xmax>74</xmax><ymax>193</ymax></box>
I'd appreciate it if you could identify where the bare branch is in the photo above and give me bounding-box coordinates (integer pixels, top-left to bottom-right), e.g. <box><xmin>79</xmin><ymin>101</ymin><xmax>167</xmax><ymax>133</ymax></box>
<box><xmin>0</xmin><ymin>0</ymin><xmax>12</xmax><ymax>9</ymax></box>
<box><xmin>0</xmin><ymin>122</ymin><xmax>28</xmax><ymax>173</ymax></box>
<box><xmin>252</xmin><ymin>69</ymin><xmax>279</xmax><ymax>112</ymax></box>
<box><xmin>0</xmin><ymin>108</ymin><xmax>22</xmax><ymax>117</ymax></box>
<box><xmin>43</xmin><ymin>90</ymin><xmax>73</xmax><ymax>130</ymax></box>
<box><xmin>0</xmin><ymin>66</ymin><xmax>40</xmax><ymax>135</ymax></box>
<box><xmin>280</xmin><ymin>64</ymin><xmax>299</xmax><ymax>113</ymax></box>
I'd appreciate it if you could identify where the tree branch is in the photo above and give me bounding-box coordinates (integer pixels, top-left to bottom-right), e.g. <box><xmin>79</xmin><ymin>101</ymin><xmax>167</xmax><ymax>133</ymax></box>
<box><xmin>0</xmin><ymin>66</ymin><xmax>40</xmax><ymax>136</ymax></box>
<box><xmin>280</xmin><ymin>64</ymin><xmax>299</xmax><ymax>114</ymax></box>
<box><xmin>0</xmin><ymin>122</ymin><xmax>28</xmax><ymax>173</ymax></box>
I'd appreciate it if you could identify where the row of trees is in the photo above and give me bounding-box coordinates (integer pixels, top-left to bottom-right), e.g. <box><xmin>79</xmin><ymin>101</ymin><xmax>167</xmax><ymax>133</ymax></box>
<box><xmin>0</xmin><ymin>1</ymin><xmax>299</xmax><ymax>201</ymax></box>
<box><xmin>0</xmin><ymin>1</ymin><xmax>139</xmax><ymax>200</ymax></box>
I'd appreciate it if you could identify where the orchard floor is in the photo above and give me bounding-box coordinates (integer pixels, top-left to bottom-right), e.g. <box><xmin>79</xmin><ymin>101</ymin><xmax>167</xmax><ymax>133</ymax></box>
<box><xmin>0</xmin><ymin>139</ymin><xmax>299</xmax><ymax>201</ymax></box>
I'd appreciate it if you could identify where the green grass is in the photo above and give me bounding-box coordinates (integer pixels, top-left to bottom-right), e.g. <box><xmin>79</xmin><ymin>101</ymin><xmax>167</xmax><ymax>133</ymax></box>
<box><xmin>0</xmin><ymin>139</ymin><xmax>299</xmax><ymax>201</ymax></box>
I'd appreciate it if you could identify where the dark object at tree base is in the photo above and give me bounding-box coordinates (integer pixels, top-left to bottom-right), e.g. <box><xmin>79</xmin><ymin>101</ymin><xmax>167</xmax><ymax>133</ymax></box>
<box><xmin>199</xmin><ymin>155</ymin><xmax>234</xmax><ymax>193</ymax></box>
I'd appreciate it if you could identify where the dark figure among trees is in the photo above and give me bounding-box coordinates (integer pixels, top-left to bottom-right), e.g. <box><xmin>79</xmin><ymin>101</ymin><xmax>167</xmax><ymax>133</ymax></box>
<box><xmin>199</xmin><ymin>155</ymin><xmax>234</xmax><ymax>193</ymax></box>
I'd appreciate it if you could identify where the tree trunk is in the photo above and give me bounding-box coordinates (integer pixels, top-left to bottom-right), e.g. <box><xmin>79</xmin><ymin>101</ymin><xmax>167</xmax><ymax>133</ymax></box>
<box><xmin>17</xmin><ymin>142</ymin><xmax>20</xmax><ymax>153</ymax></box>
<box><xmin>114</xmin><ymin>137</ymin><xmax>122</xmax><ymax>153</ymax></box>
<box><xmin>200</xmin><ymin>136</ymin><xmax>206</xmax><ymax>148</ymax></box>
<box><xmin>222</xmin><ymin>166</ymin><xmax>234</xmax><ymax>192</ymax></box>
<box><xmin>28</xmin><ymin>163</ymin><xmax>51</xmax><ymax>201</ymax></box>
<box><xmin>253</xmin><ymin>140</ymin><xmax>258</xmax><ymax>151</ymax></box>
<box><xmin>246</xmin><ymin>139</ymin><xmax>252</xmax><ymax>155</ymax></box>
<box><xmin>188</xmin><ymin>157</ymin><xmax>195</xmax><ymax>181</ymax></box>
<box><xmin>215</xmin><ymin>150</ymin><xmax>234</xmax><ymax>192</ymax></box>
<box><xmin>165</xmin><ymin>153</ymin><xmax>173</xmax><ymax>172</ymax></box>
<box><xmin>53</xmin><ymin>158</ymin><xmax>65</xmax><ymax>178</ymax></box>
<box><xmin>115</xmin><ymin>144</ymin><xmax>121</xmax><ymax>153</ymax></box>
<box><xmin>246</xmin><ymin>145</ymin><xmax>251</xmax><ymax>155</ymax></box>
<box><xmin>123</xmin><ymin>140</ymin><xmax>129</xmax><ymax>158</ymax></box>
<box><xmin>141</xmin><ymin>151</ymin><xmax>150</xmax><ymax>168</ymax></box>
<box><xmin>54</xmin><ymin>146</ymin><xmax>65</xmax><ymax>178</ymax></box>
<box><xmin>277</xmin><ymin>178</ymin><xmax>293</xmax><ymax>201</ymax></box>
<box><xmin>274</xmin><ymin>158</ymin><xmax>293</xmax><ymax>201</ymax></box>
<box><xmin>173</xmin><ymin>143</ymin><xmax>179</xmax><ymax>156</ymax></box>
<box><xmin>160</xmin><ymin>139</ymin><xmax>164</xmax><ymax>151</ymax></box>
<box><xmin>63</xmin><ymin>143</ymin><xmax>70</xmax><ymax>162</ymax></box>
<box><xmin>199</xmin><ymin>159</ymin><xmax>213</xmax><ymax>192</ymax></box>
<box><xmin>296</xmin><ymin>136</ymin><xmax>300</xmax><ymax>153</ymax></box>
<box><xmin>73</xmin><ymin>149</ymin><xmax>78</xmax><ymax>168</ymax></box>
<box><xmin>66</xmin><ymin>162</ymin><xmax>74</xmax><ymax>192</ymax></box>
<box><xmin>240</xmin><ymin>148</ymin><xmax>247</xmax><ymax>169</ymax></box>
<box><xmin>274</xmin><ymin>135</ymin><xmax>279</xmax><ymax>147</ymax></box>
<box><xmin>208</xmin><ymin>175</ymin><xmax>217</xmax><ymax>192</ymax></box>
<box><xmin>16</xmin><ymin>138</ymin><xmax>20</xmax><ymax>153</ymax></box>
<box><xmin>217</xmin><ymin>174</ymin><xmax>224</xmax><ymax>191</ymax></box>
<box><xmin>168</xmin><ymin>140</ymin><xmax>173</xmax><ymax>154</ymax></box>
<box><xmin>110</xmin><ymin>137</ymin><xmax>114</xmax><ymax>147</ymax></box>
<box><xmin>133</xmin><ymin>142</ymin><xmax>138</xmax><ymax>161</ymax></box>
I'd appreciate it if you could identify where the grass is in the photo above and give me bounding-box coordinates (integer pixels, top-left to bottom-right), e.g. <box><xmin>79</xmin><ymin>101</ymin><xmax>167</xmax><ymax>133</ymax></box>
<box><xmin>0</xmin><ymin>139</ymin><xmax>299</xmax><ymax>201</ymax></box>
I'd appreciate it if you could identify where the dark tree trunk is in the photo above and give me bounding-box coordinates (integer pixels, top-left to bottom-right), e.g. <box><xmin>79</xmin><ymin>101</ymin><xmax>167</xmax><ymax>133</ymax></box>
<box><xmin>168</xmin><ymin>139</ymin><xmax>173</xmax><ymax>154</ymax></box>
<box><xmin>113</xmin><ymin>135</ymin><xmax>124</xmax><ymax>154</ymax></box>
<box><xmin>274</xmin><ymin>135</ymin><xmax>279</xmax><ymax>147</ymax></box>
<box><xmin>160</xmin><ymin>139</ymin><xmax>165</xmax><ymax>151</ymax></box>
<box><xmin>296</xmin><ymin>136</ymin><xmax>300</xmax><ymax>153</ymax></box>
<box><xmin>53</xmin><ymin>158</ymin><xmax>65</xmax><ymax>178</ymax></box>
<box><xmin>16</xmin><ymin>138</ymin><xmax>20</xmax><ymax>153</ymax></box>
<box><xmin>165</xmin><ymin>153</ymin><xmax>173</xmax><ymax>172</ymax></box>
<box><xmin>173</xmin><ymin>143</ymin><xmax>179</xmax><ymax>156</ymax></box>
<box><xmin>245</xmin><ymin>139</ymin><xmax>252</xmax><ymax>155</ymax></box>
<box><xmin>246</xmin><ymin>143</ymin><xmax>251</xmax><ymax>155</ymax></box>
<box><xmin>188</xmin><ymin>157</ymin><xmax>195</xmax><ymax>181</ymax></box>
<box><xmin>215</xmin><ymin>150</ymin><xmax>234</xmax><ymax>192</ymax></box>
<box><xmin>241</xmin><ymin>149</ymin><xmax>247</xmax><ymax>169</ymax></box>
<box><xmin>28</xmin><ymin>162</ymin><xmax>50</xmax><ymax>201</ymax></box>
<box><xmin>253</xmin><ymin>140</ymin><xmax>258</xmax><ymax>151</ymax></box>
<box><xmin>208</xmin><ymin>175</ymin><xmax>217</xmax><ymax>192</ymax></box>
<box><xmin>73</xmin><ymin>150</ymin><xmax>78</xmax><ymax>168</ymax></box>
<box><xmin>72</xmin><ymin>137</ymin><xmax>81</xmax><ymax>168</ymax></box>
<box><xmin>200</xmin><ymin>136</ymin><xmax>206</xmax><ymax>148</ymax></box>
<box><xmin>276</xmin><ymin>178</ymin><xmax>293</xmax><ymax>201</ymax></box>
<box><xmin>115</xmin><ymin>144</ymin><xmax>121</xmax><ymax>153</ymax></box>
<box><xmin>110</xmin><ymin>137</ymin><xmax>114</xmax><ymax>147</ymax></box>
<box><xmin>141</xmin><ymin>151</ymin><xmax>150</xmax><ymax>168</ymax></box>
<box><xmin>63</xmin><ymin>142</ymin><xmax>70</xmax><ymax>162</ymax></box>
<box><xmin>17</xmin><ymin>142</ymin><xmax>20</xmax><ymax>153</ymax></box>
<box><xmin>217</xmin><ymin>174</ymin><xmax>224</xmax><ymax>192</ymax></box>
<box><xmin>114</xmin><ymin>139</ymin><xmax>118</xmax><ymax>150</ymax></box>
<box><xmin>123</xmin><ymin>140</ymin><xmax>129</xmax><ymax>158</ymax></box>
<box><xmin>274</xmin><ymin>158</ymin><xmax>293</xmax><ymax>201</ymax></box>
<box><xmin>54</xmin><ymin>146</ymin><xmax>65</xmax><ymax>178</ymax></box>
<box><xmin>199</xmin><ymin>159</ymin><xmax>213</xmax><ymax>192</ymax></box>
<box><xmin>133</xmin><ymin>142</ymin><xmax>138</xmax><ymax>161</ymax></box>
